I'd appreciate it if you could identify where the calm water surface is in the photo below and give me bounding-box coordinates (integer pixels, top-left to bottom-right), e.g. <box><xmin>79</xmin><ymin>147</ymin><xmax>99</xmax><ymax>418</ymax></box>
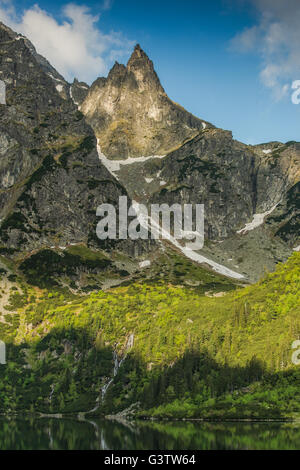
<box><xmin>0</xmin><ymin>417</ymin><xmax>299</xmax><ymax>450</ymax></box>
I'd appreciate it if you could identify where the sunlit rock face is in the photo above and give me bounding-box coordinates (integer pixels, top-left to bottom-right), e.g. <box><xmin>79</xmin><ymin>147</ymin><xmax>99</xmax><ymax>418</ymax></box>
<box><xmin>81</xmin><ymin>44</ymin><xmax>211</xmax><ymax>160</ymax></box>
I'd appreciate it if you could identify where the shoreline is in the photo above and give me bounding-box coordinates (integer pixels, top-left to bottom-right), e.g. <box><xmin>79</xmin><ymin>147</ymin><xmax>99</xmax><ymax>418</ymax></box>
<box><xmin>0</xmin><ymin>412</ymin><xmax>299</xmax><ymax>424</ymax></box>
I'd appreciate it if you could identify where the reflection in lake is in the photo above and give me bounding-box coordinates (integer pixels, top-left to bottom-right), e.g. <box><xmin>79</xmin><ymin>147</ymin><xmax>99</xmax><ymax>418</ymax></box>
<box><xmin>0</xmin><ymin>417</ymin><xmax>299</xmax><ymax>450</ymax></box>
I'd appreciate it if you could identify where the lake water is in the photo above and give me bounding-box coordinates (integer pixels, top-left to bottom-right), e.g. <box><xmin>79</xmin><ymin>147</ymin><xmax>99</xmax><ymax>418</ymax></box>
<box><xmin>0</xmin><ymin>417</ymin><xmax>299</xmax><ymax>450</ymax></box>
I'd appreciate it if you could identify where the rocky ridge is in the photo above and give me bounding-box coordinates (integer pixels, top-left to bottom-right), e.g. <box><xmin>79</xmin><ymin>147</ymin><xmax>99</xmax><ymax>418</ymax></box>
<box><xmin>0</xmin><ymin>22</ymin><xmax>150</xmax><ymax>268</ymax></box>
<box><xmin>81</xmin><ymin>44</ymin><xmax>211</xmax><ymax>159</ymax></box>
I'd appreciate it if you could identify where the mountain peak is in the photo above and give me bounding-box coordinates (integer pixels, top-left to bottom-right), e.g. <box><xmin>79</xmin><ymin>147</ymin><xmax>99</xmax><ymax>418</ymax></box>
<box><xmin>130</xmin><ymin>43</ymin><xmax>147</xmax><ymax>58</ymax></box>
<box><xmin>81</xmin><ymin>43</ymin><xmax>209</xmax><ymax>159</ymax></box>
<box><xmin>127</xmin><ymin>44</ymin><xmax>153</xmax><ymax>71</ymax></box>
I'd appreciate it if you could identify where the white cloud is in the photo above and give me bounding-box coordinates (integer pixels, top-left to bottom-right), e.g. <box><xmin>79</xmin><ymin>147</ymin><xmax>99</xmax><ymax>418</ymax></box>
<box><xmin>0</xmin><ymin>1</ymin><xmax>134</xmax><ymax>83</ymax></box>
<box><xmin>0</xmin><ymin>0</ymin><xmax>16</xmax><ymax>25</ymax></box>
<box><xmin>231</xmin><ymin>0</ymin><xmax>300</xmax><ymax>100</ymax></box>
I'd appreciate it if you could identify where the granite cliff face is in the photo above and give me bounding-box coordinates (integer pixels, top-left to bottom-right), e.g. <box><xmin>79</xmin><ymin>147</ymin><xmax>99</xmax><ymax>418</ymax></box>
<box><xmin>147</xmin><ymin>133</ymin><xmax>299</xmax><ymax>281</ymax></box>
<box><xmin>81</xmin><ymin>44</ymin><xmax>211</xmax><ymax>159</ymax></box>
<box><xmin>149</xmin><ymin>133</ymin><xmax>299</xmax><ymax>240</ymax></box>
<box><xmin>80</xmin><ymin>46</ymin><xmax>299</xmax><ymax>280</ymax></box>
<box><xmin>0</xmin><ymin>22</ymin><xmax>147</xmax><ymax>262</ymax></box>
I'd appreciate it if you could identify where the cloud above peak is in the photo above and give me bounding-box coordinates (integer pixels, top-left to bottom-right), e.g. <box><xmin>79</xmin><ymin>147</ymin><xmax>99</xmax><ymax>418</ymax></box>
<box><xmin>0</xmin><ymin>1</ymin><xmax>134</xmax><ymax>84</ymax></box>
<box><xmin>231</xmin><ymin>0</ymin><xmax>300</xmax><ymax>100</ymax></box>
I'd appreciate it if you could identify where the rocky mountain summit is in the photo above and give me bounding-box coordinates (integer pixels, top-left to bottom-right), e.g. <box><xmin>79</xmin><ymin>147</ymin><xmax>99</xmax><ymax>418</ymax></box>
<box><xmin>81</xmin><ymin>44</ymin><xmax>211</xmax><ymax>159</ymax></box>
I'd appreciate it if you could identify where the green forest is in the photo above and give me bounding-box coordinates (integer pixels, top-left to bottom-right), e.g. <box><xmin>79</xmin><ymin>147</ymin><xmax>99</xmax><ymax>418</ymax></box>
<box><xmin>0</xmin><ymin>249</ymin><xmax>299</xmax><ymax>420</ymax></box>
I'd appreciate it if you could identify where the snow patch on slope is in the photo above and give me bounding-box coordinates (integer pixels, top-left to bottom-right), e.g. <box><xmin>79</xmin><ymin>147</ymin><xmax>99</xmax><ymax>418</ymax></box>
<box><xmin>237</xmin><ymin>203</ymin><xmax>279</xmax><ymax>235</ymax></box>
<box><xmin>96</xmin><ymin>139</ymin><xmax>165</xmax><ymax>177</ymax></box>
<box><xmin>47</xmin><ymin>73</ymin><xmax>64</xmax><ymax>83</ymax></box>
<box><xmin>139</xmin><ymin>260</ymin><xmax>151</xmax><ymax>268</ymax></box>
<box><xmin>69</xmin><ymin>86</ymin><xmax>79</xmax><ymax>106</ymax></box>
<box><xmin>132</xmin><ymin>202</ymin><xmax>244</xmax><ymax>280</ymax></box>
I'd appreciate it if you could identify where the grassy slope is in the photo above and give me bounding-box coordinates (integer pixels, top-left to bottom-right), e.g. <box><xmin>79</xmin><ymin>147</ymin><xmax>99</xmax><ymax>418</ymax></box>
<box><xmin>0</xmin><ymin>250</ymin><xmax>299</xmax><ymax>418</ymax></box>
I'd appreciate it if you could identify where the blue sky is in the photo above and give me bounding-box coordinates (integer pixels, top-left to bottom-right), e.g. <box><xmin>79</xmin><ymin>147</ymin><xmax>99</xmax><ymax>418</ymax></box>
<box><xmin>1</xmin><ymin>0</ymin><xmax>300</xmax><ymax>145</ymax></box>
